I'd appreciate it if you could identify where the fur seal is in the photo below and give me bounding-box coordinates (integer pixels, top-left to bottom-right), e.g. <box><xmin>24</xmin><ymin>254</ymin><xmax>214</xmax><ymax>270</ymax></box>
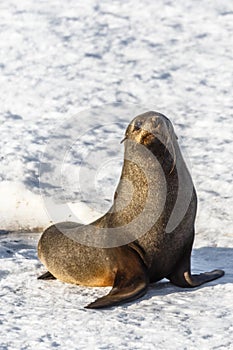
<box><xmin>37</xmin><ymin>111</ymin><xmax>224</xmax><ymax>309</ymax></box>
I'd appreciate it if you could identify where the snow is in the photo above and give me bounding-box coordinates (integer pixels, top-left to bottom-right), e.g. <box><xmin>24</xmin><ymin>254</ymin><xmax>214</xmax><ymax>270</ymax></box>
<box><xmin>0</xmin><ymin>0</ymin><xmax>233</xmax><ymax>349</ymax></box>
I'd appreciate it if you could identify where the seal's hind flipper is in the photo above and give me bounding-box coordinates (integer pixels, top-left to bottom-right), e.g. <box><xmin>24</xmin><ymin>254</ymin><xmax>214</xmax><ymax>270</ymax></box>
<box><xmin>38</xmin><ymin>271</ymin><xmax>56</xmax><ymax>280</ymax></box>
<box><xmin>85</xmin><ymin>247</ymin><xmax>149</xmax><ymax>309</ymax></box>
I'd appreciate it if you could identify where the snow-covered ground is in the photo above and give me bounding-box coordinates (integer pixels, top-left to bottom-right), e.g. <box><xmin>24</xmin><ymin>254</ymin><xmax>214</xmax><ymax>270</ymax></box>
<box><xmin>0</xmin><ymin>0</ymin><xmax>232</xmax><ymax>349</ymax></box>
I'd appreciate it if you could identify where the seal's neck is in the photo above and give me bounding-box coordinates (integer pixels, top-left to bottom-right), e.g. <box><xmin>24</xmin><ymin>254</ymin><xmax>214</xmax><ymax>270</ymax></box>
<box><xmin>110</xmin><ymin>139</ymin><xmax>178</xmax><ymax>226</ymax></box>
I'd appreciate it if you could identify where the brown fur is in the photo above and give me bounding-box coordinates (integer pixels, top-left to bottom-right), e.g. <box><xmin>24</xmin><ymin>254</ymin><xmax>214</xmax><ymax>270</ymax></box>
<box><xmin>38</xmin><ymin>111</ymin><xmax>224</xmax><ymax>309</ymax></box>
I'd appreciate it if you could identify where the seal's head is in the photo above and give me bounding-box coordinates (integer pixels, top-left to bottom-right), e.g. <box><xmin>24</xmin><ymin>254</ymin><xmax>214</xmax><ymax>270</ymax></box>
<box><xmin>122</xmin><ymin>111</ymin><xmax>178</xmax><ymax>174</ymax></box>
<box><xmin>122</xmin><ymin>111</ymin><xmax>177</xmax><ymax>146</ymax></box>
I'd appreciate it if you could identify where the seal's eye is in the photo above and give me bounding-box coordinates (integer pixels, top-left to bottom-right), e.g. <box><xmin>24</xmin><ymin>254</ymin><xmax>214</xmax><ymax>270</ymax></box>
<box><xmin>134</xmin><ymin>120</ymin><xmax>142</xmax><ymax>131</ymax></box>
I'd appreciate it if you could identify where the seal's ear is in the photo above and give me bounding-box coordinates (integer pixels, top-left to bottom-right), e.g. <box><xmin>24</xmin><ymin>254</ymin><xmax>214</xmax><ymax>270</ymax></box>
<box><xmin>175</xmin><ymin>133</ymin><xmax>178</xmax><ymax>140</ymax></box>
<box><xmin>164</xmin><ymin>134</ymin><xmax>176</xmax><ymax>175</ymax></box>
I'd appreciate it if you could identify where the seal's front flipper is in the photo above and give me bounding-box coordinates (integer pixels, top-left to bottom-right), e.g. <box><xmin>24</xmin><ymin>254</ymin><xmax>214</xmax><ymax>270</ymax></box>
<box><xmin>185</xmin><ymin>269</ymin><xmax>224</xmax><ymax>286</ymax></box>
<box><xmin>85</xmin><ymin>270</ymin><xmax>148</xmax><ymax>309</ymax></box>
<box><xmin>168</xmin><ymin>247</ymin><xmax>225</xmax><ymax>288</ymax></box>
<box><xmin>38</xmin><ymin>271</ymin><xmax>56</xmax><ymax>280</ymax></box>
<box><xmin>170</xmin><ymin>268</ymin><xmax>225</xmax><ymax>288</ymax></box>
<box><xmin>85</xmin><ymin>248</ymin><xmax>149</xmax><ymax>309</ymax></box>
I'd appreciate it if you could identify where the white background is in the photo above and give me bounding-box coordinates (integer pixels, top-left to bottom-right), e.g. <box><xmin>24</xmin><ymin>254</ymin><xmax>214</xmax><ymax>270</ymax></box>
<box><xmin>0</xmin><ymin>1</ymin><xmax>232</xmax><ymax>349</ymax></box>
